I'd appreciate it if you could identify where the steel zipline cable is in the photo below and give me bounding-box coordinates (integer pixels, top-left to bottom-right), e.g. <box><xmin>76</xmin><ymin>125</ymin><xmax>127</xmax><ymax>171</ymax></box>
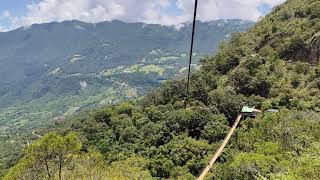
<box><xmin>186</xmin><ymin>0</ymin><xmax>198</xmax><ymax>106</ymax></box>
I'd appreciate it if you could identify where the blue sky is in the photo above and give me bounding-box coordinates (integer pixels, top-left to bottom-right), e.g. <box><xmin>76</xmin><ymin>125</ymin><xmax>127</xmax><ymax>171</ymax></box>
<box><xmin>258</xmin><ymin>3</ymin><xmax>273</xmax><ymax>14</ymax></box>
<box><xmin>0</xmin><ymin>0</ymin><xmax>34</xmax><ymax>30</ymax></box>
<box><xmin>0</xmin><ymin>0</ymin><xmax>285</xmax><ymax>31</ymax></box>
<box><xmin>0</xmin><ymin>0</ymin><xmax>28</xmax><ymax>14</ymax></box>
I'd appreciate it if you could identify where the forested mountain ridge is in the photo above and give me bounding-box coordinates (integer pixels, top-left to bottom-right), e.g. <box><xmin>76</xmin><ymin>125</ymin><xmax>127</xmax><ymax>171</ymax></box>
<box><xmin>4</xmin><ymin>0</ymin><xmax>320</xmax><ymax>179</ymax></box>
<box><xmin>0</xmin><ymin>19</ymin><xmax>253</xmax><ymax>176</ymax></box>
<box><xmin>0</xmin><ymin>19</ymin><xmax>252</xmax><ymax>108</ymax></box>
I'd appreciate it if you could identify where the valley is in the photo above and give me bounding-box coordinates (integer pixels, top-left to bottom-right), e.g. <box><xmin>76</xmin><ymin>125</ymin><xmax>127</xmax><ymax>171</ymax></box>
<box><xmin>3</xmin><ymin>0</ymin><xmax>320</xmax><ymax>179</ymax></box>
<box><xmin>0</xmin><ymin>19</ymin><xmax>253</xmax><ymax>176</ymax></box>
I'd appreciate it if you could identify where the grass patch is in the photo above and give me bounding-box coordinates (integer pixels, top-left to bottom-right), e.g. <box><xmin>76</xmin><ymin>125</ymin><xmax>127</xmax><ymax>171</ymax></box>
<box><xmin>140</xmin><ymin>65</ymin><xmax>165</xmax><ymax>76</ymax></box>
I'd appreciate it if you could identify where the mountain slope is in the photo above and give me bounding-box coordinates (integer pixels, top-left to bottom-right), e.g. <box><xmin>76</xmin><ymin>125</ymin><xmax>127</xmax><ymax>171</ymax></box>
<box><xmin>5</xmin><ymin>0</ymin><xmax>320</xmax><ymax>179</ymax></box>
<box><xmin>0</xmin><ymin>19</ymin><xmax>251</xmax><ymax>86</ymax></box>
<box><xmin>0</xmin><ymin>19</ymin><xmax>253</xmax><ymax>177</ymax></box>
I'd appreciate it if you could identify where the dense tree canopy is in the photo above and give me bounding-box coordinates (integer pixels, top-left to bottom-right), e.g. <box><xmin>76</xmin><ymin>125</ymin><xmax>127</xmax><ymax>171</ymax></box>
<box><xmin>5</xmin><ymin>0</ymin><xmax>320</xmax><ymax>179</ymax></box>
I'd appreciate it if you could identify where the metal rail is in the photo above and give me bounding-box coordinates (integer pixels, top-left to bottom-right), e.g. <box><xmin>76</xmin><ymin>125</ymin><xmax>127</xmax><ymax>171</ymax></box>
<box><xmin>197</xmin><ymin>114</ymin><xmax>243</xmax><ymax>180</ymax></box>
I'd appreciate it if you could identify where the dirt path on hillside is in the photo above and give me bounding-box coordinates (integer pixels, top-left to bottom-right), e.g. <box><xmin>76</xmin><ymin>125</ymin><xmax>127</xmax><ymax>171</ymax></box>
<box><xmin>32</xmin><ymin>131</ymin><xmax>42</xmax><ymax>138</ymax></box>
<box><xmin>197</xmin><ymin>114</ymin><xmax>243</xmax><ymax>180</ymax></box>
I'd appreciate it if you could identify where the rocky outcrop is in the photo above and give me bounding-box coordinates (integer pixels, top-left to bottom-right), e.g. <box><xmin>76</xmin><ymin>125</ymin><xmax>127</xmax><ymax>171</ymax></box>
<box><xmin>309</xmin><ymin>32</ymin><xmax>320</xmax><ymax>64</ymax></box>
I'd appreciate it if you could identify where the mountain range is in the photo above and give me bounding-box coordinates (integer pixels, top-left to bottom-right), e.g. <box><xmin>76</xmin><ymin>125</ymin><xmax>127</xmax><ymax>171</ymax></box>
<box><xmin>3</xmin><ymin>0</ymin><xmax>320</xmax><ymax>178</ymax></box>
<box><xmin>0</xmin><ymin>19</ymin><xmax>253</xmax><ymax>176</ymax></box>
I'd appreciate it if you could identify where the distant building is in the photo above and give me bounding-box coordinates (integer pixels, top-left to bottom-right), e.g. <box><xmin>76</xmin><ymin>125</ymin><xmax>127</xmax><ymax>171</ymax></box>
<box><xmin>266</xmin><ymin>109</ymin><xmax>279</xmax><ymax>113</ymax></box>
<box><xmin>241</xmin><ymin>106</ymin><xmax>262</xmax><ymax>117</ymax></box>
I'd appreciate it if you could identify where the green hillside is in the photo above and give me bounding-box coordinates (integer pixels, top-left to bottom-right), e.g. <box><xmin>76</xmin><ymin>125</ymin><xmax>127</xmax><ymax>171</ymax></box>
<box><xmin>0</xmin><ymin>19</ymin><xmax>252</xmax><ymax>108</ymax></box>
<box><xmin>4</xmin><ymin>0</ymin><xmax>320</xmax><ymax>179</ymax></box>
<box><xmin>0</xmin><ymin>19</ymin><xmax>253</xmax><ymax>176</ymax></box>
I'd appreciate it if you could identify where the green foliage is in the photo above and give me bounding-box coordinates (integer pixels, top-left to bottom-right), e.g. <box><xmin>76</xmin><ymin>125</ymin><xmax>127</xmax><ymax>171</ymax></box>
<box><xmin>5</xmin><ymin>0</ymin><xmax>320</xmax><ymax>178</ymax></box>
<box><xmin>30</xmin><ymin>102</ymin><xmax>225</xmax><ymax>179</ymax></box>
<box><xmin>213</xmin><ymin>34</ymin><xmax>248</xmax><ymax>74</ymax></box>
<box><xmin>216</xmin><ymin>110</ymin><xmax>320</xmax><ymax>179</ymax></box>
<box><xmin>203</xmin><ymin>115</ymin><xmax>229</xmax><ymax>143</ymax></box>
<box><xmin>0</xmin><ymin>20</ymin><xmax>253</xmax><ymax>175</ymax></box>
<box><xmin>4</xmin><ymin>132</ymin><xmax>82</xmax><ymax>180</ymax></box>
<box><xmin>102</xmin><ymin>156</ymin><xmax>152</xmax><ymax>180</ymax></box>
<box><xmin>209</xmin><ymin>88</ymin><xmax>244</xmax><ymax>120</ymax></box>
<box><xmin>4</xmin><ymin>133</ymin><xmax>152</xmax><ymax>180</ymax></box>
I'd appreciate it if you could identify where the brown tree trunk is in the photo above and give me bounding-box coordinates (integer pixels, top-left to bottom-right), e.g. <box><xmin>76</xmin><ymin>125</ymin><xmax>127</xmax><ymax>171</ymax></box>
<box><xmin>44</xmin><ymin>158</ymin><xmax>51</xmax><ymax>179</ymax></box>
<box><xmin>310</xmin><ymin>48</ymin><xmax>318</xmax><ymax>65</ymax></box>
<box><xmin>59</xmin><ymin>154</ymin><xmax>63</xmax><ymax>180</ymax></box>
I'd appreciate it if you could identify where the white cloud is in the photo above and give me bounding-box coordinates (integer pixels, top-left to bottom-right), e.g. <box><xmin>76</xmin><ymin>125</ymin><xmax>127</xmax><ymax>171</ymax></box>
<box><xmin>2</xmin><ymin>0</ymin><xmax>286</xmax><ymax>31</ymax></box>
<box><xmin>0</xmin><ymin>26</ymin><xmax>6</xmax><ymax>32</ymax></box>
<box><xmin>177</xmin><ymin>0</ymin><xmax>286</xmax><ymax>22</ymax></box>
<box><xmin>2</xmin><ymin>10</ymin><xmax>11</xmax><ymax>18</ymax></box>
<box><xmin>0</xmin><ymin>10</ymin><xmax>11</xmax><ymax>20</ymax></box>
<box><xmin>0</xmin><ymin>10</ymin><xmax>13</xmax><ymax>31</ymax></box>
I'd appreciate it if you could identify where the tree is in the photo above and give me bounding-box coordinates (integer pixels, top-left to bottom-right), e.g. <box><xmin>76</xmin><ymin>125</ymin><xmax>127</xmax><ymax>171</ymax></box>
<box><xmin>105</xmin><ymin>156</ymin><xmax>152</xmax><ymax>180</ymax></box>
<box><xmin>203</xmin><ymin>115</ymin><xmax>229</xmax><ymax>143</ymax></box>
<box><xmin>110</xmin><ymin>114</ymin><xmax>133</xmax><ymax>141</ymax></box>
<box><xmin>229</xmin><ymin>68</ymin><xmax>255</xmax><ymax>95</ymax></box>
<box><xmin>116</xmin><ymin>102</ymin><xmax>134</xmax><ymax>117</ymax></box>
<box><xmin>92</xmin><ymin>108</ymin><xmax>112</xmax><ymax>125</ymax></box>
<box><xmin>160</xmin><ymin>135</ymin><xmax>212</xmax><ymax>177</ymax></box>
<box><xmin>209</xmin><ymin>88</ymin><xmax>244</xmax><ymax>121</ymax></box>
<box><xmin>290</xmin><ymin>143</ymin><xmax>320</xmax><ymax>179</ymax></box>
<box><xmin>214</xmin><ymin>43</ymin><xmax>241</xmax><ymax>74</ymax></box>
<box><xmin>190</xmin><ymin>73</ymin><xmax>210</xmax><ymax>105</ymax></box>
<box><xmin>55</xmin><ymin>133</ymin><xmax>81</xmax><ymax>180</ymax></box>
<box><xmin>4</xmin><ymin>132</ymin><xmax>81</xmax><ymax>180</ymax></box>
<box><xmin>144</xmin><ymin>106</ymin><xmax>163</xmax><ymax>123</ymax></box>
